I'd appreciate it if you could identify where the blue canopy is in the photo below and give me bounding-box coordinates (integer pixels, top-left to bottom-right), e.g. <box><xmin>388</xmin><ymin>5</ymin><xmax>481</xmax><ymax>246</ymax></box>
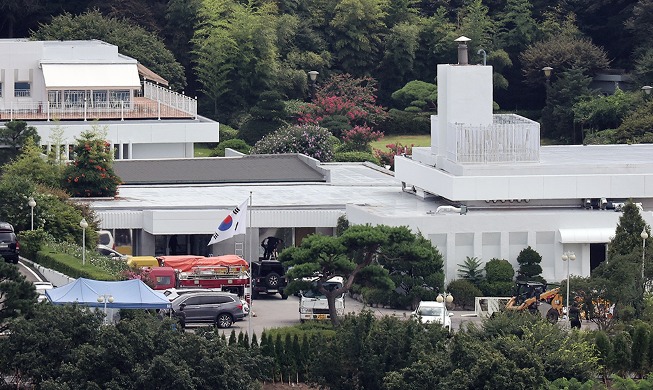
<box><xmin>46</xmin><ymin>278</ymin><xmax>171</xmax><ymax>309</ymax></box>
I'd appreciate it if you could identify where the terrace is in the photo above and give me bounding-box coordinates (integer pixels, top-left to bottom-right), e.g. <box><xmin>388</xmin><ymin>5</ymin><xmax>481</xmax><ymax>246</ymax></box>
<box><xmin>0</xmin><ymin>81</ymin><xmax>197</xmax><ymax>122</ymax></box>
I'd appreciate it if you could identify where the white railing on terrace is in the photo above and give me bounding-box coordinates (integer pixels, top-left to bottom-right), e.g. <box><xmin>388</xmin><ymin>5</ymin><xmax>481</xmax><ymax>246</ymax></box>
<box><xmin>14</xmin><ymin>89</ymin><xmax>31</xmax><ymax>97</ymax></box>
<box><xmin>446</xmin><ymin>114</ymin><xmax>540</xmax><ymax>164</ymax></box>
<box><xmin>0</xmin><ymin>99</ymin><xmax>195</xmax><ymax>121</ymax></box>
<box><xmin>144</xmin><ymin>81</ymin><xmax>197</xmax><ymax>117</ymax></box>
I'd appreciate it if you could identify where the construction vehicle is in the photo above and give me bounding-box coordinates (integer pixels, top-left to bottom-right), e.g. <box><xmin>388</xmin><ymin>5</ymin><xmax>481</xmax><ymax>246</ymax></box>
<box><xmin>504</xmin><ymin>281</ymin><xmax>564</xmax><ymax>323</ymax></box>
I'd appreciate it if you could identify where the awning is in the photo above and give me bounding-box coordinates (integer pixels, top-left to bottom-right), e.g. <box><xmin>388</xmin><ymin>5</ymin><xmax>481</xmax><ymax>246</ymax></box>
<box><xmin>558</xmin><ymin>228</ymin><xmax>615</xmax><ymax>243</ymax></box>
<box><xmin>41</xmin><ymin>63</ymin><xmax>141</xmax><ymax>89</ymax></box>
<box><xmin>137</xmin><ymin>63</ymin><xmax>168</xmax><ymax>86</ymax></box>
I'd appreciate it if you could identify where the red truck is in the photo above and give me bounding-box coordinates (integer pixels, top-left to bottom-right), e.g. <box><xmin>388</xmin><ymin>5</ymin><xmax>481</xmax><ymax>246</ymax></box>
<box><xmin>145</xmin><ymin>255</ymin><xmax>251</xmax><ymax>299</ymax></box>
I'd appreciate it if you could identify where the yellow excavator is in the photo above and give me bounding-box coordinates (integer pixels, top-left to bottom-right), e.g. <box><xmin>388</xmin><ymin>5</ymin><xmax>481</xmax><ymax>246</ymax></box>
<box><xmin>505</xmin><ymin>281</ymin><xmax>564</xmax><ymax>323</ymax></box>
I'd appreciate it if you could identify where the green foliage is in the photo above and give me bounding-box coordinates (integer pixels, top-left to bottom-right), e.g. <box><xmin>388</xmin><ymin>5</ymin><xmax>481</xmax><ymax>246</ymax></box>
<box><xmin>250</xmin><ymin>124</ymin><xmax>336</xmax><ymax>162</ymax></box>
<box><xmin>612</xmin><ymin>100</ymin><xmax>653</xmax><ymax>144</ymax></box>
<box><xmin>457</xmin><ymin>256</ymin><xmax>484</xmax><ymax>286</ymax></box>
<box><xmin>520</xmin><ymin>34</ymin><xmax>610</xmax><ymax>88</ymax></box>
<box><xmin>1</xmin><ymin>136</ymin><xmax>62</xmax><ymax>189</ymax></box>
<box><xmin>336</xmin><ymin>215</ymin><xmax>350</xmax><ymax>236</ymax></box>
<box><xmin>333</xmin><ymin>151</ymin><xmax>381</xmax><ymax>165</ymax></box>
<box><xmin>61</xmin><ymin>129</ymin><xmax>121</xmax><ymax>197</ymax></box>
<box><xmin>573</xmin><ymin>88</ymin><xmax>641</xmax><ymax>133</ymax></box>
<box><xmin>479</xmin><ymin>258</ymin><xmax>515</xmax><ymax>296</ymax></box>
<box><xmin>329</xmin><ymin>0</ymin><xmax>389</xmax><ymax>77</ymax></box>
<box><xmin>390</xmin><ymin>80</ymin><xmax>437</xmax><ymax>110</ymax></box>
<box><xmin>0</xmin><ymin>121</ymin><xmax>40</xmax><ymax>166</ymax></box>
<box><xmin>16</xmin><ymin>229</ymin><xmax>51</xmax><ymax>260</ymax></box>
<box><xmin>238</xmin><ymin>91</ymin><xmax>288</xmax><ymax>144</ymax></box>
<box><xmin>209</xmin><ymin>139</ymin><xmax>251</xmax><ymax>157</ymax></box>
<box><xmin>31</xmin><ymin>10</ymin><xmax>186</xmax><ymax>90</ymax></box>
<box><xmin>0</xmin><ymin>261</ymin><xmax>38</xmax><ymax>332</ymax></box>
<box><xmin>446</xmin><ymin>279</ymin><xmax>482</xmax><ymax>310</ymax></box>
<box><xmin>541</xmin><ymin>68</ymin><xmax>594</xmax><ymax>143</ymax></box>
<box><xmin>193</xmin><ymin>0</ymin><xmax>279</xmax><ymax>120</ymax></box>
<box><xmin>219</xmin><ymin>124</ymin><xmax>239</xmax><ymax>141</ymax></box>
<box><xmin>516</xmin><ymin>246</ymin><xmax>544</xmax><ymax>283</ymax></box>
<box><xmin>375</xmin><ymin>108</ymin><xmax>431</xmax><ymax>135</ymax></box>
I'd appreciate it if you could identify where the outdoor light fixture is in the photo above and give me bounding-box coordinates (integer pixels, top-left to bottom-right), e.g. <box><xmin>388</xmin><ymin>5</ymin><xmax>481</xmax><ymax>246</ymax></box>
<box><xmin>642</xmin><ymin>86</ymin><xmax>652</xmax><ymax>95</ymax></box>
<box><xmin>642</xmin><ymin>229</ymin><xmax>649</xmax><ymax>280</ymax></box>
<box><xmin>542</xmin><ymin>66</ymin><xmax>553</xmax><ymax>79</ymax></box>
<box><xmin>561</xmin><ymin>251</ymin><xmax>576</xmax><ymax>318</ymax></box>
<box><xmin>28</xmin><ymin>197</ymin><xmax>36</xmax><ymax>230</ymax></box>
<box><xmin>80</xmin><ymin>218</ymin><xmax>89</xmax><ymax>266</ymax></box>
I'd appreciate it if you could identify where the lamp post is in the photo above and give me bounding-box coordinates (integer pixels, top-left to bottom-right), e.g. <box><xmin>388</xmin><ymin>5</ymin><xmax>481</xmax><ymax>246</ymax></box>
<box><xmin>542</xmin><ymin>66</ymin><xmax>553</xmax><ymax>85</ymax></box>
<box><xmin>642</xmin><ymin>86</ymin><xmax>652</xmax><ymax>96</ymax></box>
<box><xmin>561</xmin><ymin>251</ymin><xmax>576</xmax><ymax>318</ymax></box>
<box><xmin>97</xmin><ymin>294</ymin><xmax>114</xmax><ymax>324</ymax></box>
<box><xmin>436</xmin><ymin>293</ymin><xmax>454</xmax><ymax>305</ymax></box>
<box><xmin>641</xmin><ymin>228</ymin><xmax>648</xmax><ymax>281</ymax></box>
<box><xmin>28</xmin><ymin>197</ymin><xmax>36</xmax><ymax>230</ymax></box>
<box><xmin>80</xmin><ymin>218</ymin><xmax>88</xmax><ymax>266</ymax></box>
<box><xmin>307</xmin><ymin>71</ymin><xmax>319</xmax><ymax>102</ymax></box>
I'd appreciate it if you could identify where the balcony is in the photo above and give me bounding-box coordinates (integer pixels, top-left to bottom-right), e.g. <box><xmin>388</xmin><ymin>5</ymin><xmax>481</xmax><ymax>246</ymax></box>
<box><xmin>0</xmin><ymin>81</ymin><xmax>197</xmax><ymax>122</ymax></box>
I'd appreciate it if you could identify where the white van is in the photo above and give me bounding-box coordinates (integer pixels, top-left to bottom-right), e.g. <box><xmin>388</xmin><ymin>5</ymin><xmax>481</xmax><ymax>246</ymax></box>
<box><xmin>299</xmin><ymin>276</ymin><xmax>345</xmax><ymax>322</ymax></box>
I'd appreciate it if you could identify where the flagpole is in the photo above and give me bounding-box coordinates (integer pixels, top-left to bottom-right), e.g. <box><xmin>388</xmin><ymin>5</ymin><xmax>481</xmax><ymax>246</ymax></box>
<box><xmin>248</xmin><ymin>191</ymin><xmax>253</xmax><ymax>342</ymax></box>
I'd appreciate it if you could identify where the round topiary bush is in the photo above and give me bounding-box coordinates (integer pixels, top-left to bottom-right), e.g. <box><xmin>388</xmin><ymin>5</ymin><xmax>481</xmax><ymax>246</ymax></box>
<box><xmin>446</xmin><ymin>279</ymin><xmax>483</xmax><ymax>310</ymax></box>
<box><xmin>209</xmin><ymin>139</ymin><xmax>251</xmax><ymax>157</ymax></box>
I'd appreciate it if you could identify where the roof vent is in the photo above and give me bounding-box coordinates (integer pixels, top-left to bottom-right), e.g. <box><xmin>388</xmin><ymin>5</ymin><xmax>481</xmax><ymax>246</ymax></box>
<box><xmin>455</xmin><ymin>36</ymin><xmax>471</xmax><ymax>65</ymax></box>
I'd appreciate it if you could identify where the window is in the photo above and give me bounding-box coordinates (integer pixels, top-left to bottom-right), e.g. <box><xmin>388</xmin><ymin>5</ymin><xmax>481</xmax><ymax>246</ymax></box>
<box><xmin>14</xmin><ymin>82</ymin><xmax>30</xmax><ymax>97</ymax></box>
<box><xmin>0</xmin><ymin>82</ymin><xmax>3</xmax><ymax>97</ymax></box>
<box><xmin>201</xmin><ymin>295</ymin><xmax>233</xmax><ymax>305</ymax></box>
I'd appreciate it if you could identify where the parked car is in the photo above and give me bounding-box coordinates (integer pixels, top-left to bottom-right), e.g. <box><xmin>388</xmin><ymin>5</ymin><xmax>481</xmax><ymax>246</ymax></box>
<box><xmin>96</xmin><ymin>245</ymin><xmax>129</xmax><ymax>261</ymax></box>
<box><xmin>33</xmin><ymin>281</ymin><xmax>54</xmax><ymax>303</ymax></box>
<box><xmin>170</xmin><ymin>291</ymin><xmax>245</xmax><ymax>328</ymax></box>
<box><xmin>412</xmin><ymin>301</ymin><xmax>454</xmax><ymax>332</ymax></box>
<box><xmin>97</xmin><ymin>230</ymin><xmax>115</xmax><ymax>249</ymax></box>
<box><xmin>0</xmin><ymin>222</ymin><xmax>19</xmax><ymax>264</ymax></box>
<box><xmin>164</xmin><ymin>288</ymin><xmax>251</xmax><ymax>315</ymax></box>
<box><xmin>251</xmin><ymin>260</ymin><xmax>288</xmax><ymax>299</ymax></box>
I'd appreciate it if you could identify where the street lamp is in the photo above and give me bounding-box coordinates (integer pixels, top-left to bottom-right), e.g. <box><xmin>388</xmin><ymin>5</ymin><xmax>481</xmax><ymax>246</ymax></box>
<box><xmin>28</xmin><ymin>197</ymin><xmax>36</xmax><ymax>230</ymax></box>
<box><xmin>542</xmin><ymin>66</ymin><xmax>553</xmax><ymax>82</ymax></box>
<box><xmin>436</xmin><ymin>293</ymin><xmax>454</xmax><ymax>305</ymax></box>
<box><xmin>97</xmin><ymin>294</ymin><xmax>114</xmax><ymax>324</ymax></box>
<box><xmin>307</xmin><ymin>71</ymin><xmax>319</xmax><ymax>102</ymax></box>
<box><xmin>561</xmin><ymin>251</ymin><xmax>576</xmax><ymax>318</ymax></box>
<box><xmin>641</xmin><ymin>228</ymin><xmax>648</xmax><ymax>281</ymax></box>
<box><xmin>80</xmin><ymin>218</ymin><xmax>89</xmax><ymax>266</ymax></box>
<box><xmin>642</xmin><ymin>86</ymin><xmax>652</xmax><ymax>96</ymax></box>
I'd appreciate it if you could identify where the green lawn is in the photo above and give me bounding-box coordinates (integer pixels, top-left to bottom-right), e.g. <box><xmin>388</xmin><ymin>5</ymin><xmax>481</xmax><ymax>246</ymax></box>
<box><xmin>371</xmin><ymin>134</ymin><xmax>430</xmax><ymax>151</ymax></box>
<box><xmin>196</xmin><ymin>134</ymin><xmax>431</xmax><ymax>157</ymax></box>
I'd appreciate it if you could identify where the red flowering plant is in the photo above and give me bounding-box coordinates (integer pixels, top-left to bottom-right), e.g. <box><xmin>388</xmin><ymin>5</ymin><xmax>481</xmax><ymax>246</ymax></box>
<box><xmin>62</xmin><ymin>130</ymin><xmax>122</xmax><ymax>197</ymax></box>
<box><xmin>296</xmin><ymin>74</ymin><xmax>388</xmax><ymax>138</ymax></box>
<box><xmin>374</xmin><ymin>142</ymin><xmax>414</xmax><ymax>171</ymax></box>
<box><xmin>341</xmin><ymin>125</ymin><xmax>384</xmax><ymax>152</ymax></box>
<box><xmin>121</xmin><ymin>267</ymin><xmax>157</xmax><ymax>289</ymax></box>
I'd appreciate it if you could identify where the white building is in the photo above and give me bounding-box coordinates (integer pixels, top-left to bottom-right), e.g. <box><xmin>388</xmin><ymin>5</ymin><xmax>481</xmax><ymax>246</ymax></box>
<box><xmin>0</xmin><ymin>39</ymin><xmax>219</xmax><ymax>159</ymax></box>
<box><xmin>81</xmin><ymin>38</ymin><xmax>653</xmax><ymax>286</ymax></box>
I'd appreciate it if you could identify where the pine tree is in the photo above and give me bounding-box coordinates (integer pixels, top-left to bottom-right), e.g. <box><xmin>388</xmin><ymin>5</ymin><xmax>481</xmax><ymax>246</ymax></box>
<box><xmin>516</xmin><ymin>246</ymin><xmax>545</xmax><ymax>283</ymax></box>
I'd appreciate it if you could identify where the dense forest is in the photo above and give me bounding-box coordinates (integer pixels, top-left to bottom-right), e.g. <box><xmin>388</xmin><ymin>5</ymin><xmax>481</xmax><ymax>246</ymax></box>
<box><xmin>3</xmin><ymin>0</ymin><xmax>653</xmax><ymax>145</ymax></box>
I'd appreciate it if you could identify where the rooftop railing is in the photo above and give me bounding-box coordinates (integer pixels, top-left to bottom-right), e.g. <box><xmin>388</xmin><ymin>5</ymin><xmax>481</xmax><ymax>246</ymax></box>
<box><xmin>446</xmin><ymin>114</ymin><xmax>540</xmax><ymax>164</ymax></box>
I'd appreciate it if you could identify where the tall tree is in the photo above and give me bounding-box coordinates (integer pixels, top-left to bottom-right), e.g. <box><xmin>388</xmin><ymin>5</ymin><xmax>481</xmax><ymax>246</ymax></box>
<box><xmin>0</xmin><ymin>121</ymin><xmax>40</xmax><ymax>167</ymax></box>
<box><xmin>329</xmin><ymin>0</ymin><xmax>389</xmax><ymax>77</ymax></box>
<box><xmin>541</xmin><ymin>68</ymin><xmax>593</xmax><ymax>143</ymax></box>
<box><xmin>193</xmin><ymin>0</ymin><xmax>280</xmax><ymax>122</ymax></box>
<box><xmin>61</xmin><ymin>129</ymin><xmax>121</xmax><ymax>198</ymax></box>
<box><xmin>0</xmin><ymin>261</ymin><xmax>37</xmax><ymax>333</ymax></box>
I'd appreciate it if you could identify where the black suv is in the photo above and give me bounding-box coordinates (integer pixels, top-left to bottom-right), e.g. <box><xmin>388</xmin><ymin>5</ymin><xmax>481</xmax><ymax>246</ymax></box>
<box><xmin>0</xmin><ymin>222</ymin><xmax>19</xmax><ymax>264</ymax></box>
<box><xmin>251</xmin><ymin>260</ymin><xmax>288</xmax><ymax>299</ymax></box>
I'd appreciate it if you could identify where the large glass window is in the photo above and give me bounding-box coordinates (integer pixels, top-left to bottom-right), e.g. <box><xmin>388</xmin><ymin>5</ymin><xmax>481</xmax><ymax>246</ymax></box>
<box><xmin>0</xmin><ymin>82</ymin><xmax>3</xmax><ymax>97</ymax></box>
<box><xmin>14</xmin><ymin>82</ymin><xmax>30</xmax><ymax>97</ymax></box>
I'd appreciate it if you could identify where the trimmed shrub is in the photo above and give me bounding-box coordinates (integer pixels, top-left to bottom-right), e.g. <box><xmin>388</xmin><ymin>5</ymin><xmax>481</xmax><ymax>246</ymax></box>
<box><xmin>376</xmin><ymin>109</ymin><xmax>431</xmax><ymax>135</ymax></box>
<box><xmin>333</xmin><ymin>151</ymin><xmax>381</xmax><ymax>165</ymax></box>
<box><xmin>209</xmin><ymin>139</ymin><xmax>251</xmax><ymax>157</ymax></box>
<box><xmin>17</xmin><ymin>229</ymin><xmax>52</xmax><ymax>260</ymax></box>
<box><xmin>220</xmin><ymin>124</ymin><xmax>239</xmax><ymax>141</ymax></box>
<box><xmin>250</xmin><ymin>124</ymin><xmax>335</xmax><ymax>162</ymax></box>
<box><xmin>446</xmin><ymin>279</ymin><xmax>483</xmax><ymax>310</ymax></box>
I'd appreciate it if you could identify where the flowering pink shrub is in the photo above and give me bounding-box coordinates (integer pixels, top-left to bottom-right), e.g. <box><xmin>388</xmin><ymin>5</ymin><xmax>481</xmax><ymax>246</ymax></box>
<box><xmin>374</xmin><ymin>142</ymin><xmax>414</xmax><ymax>170</ymax></box>
<box><xmin>342</xmin><ymin>126</ymin><xmax>384</xmax><ymax>152</ymax></box>
<box><xmin>250</xmin><ymin>124</ymin><xmax>335</xmax><ymax>162</ymax></box>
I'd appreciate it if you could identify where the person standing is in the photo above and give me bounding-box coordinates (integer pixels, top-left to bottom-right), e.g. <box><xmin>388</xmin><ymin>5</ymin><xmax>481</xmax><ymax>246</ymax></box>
<box><xmin>569</xmin><ymin>302</ymin><xmax>581</xmax><ymax>329</ymax></box>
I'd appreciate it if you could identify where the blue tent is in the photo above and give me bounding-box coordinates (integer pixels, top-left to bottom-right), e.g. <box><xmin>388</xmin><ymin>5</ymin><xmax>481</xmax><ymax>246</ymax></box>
<box><xmin>45</xmin><ymin>278</ymin><xmax>171</xmax><ymax>309</ymax></box>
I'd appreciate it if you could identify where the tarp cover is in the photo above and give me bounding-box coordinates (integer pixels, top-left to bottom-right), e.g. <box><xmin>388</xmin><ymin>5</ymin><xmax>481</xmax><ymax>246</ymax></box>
<box><xmin>46</xmin><ymin>278</ymin><xmax>171</xmax><ymax>309</ymax></box>
<box><xmin>158</xmin><ymin>255</ymin><xmax>248</xmax><ymax>272</ymax></box>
